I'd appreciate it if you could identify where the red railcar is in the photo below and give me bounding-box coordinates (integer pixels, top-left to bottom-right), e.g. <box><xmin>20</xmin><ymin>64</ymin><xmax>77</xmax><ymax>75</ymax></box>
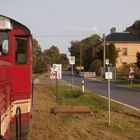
<box><xmin>0</xmin><ymin>15</ymin><xmax>32</xmax><ymax>139</ymax></box>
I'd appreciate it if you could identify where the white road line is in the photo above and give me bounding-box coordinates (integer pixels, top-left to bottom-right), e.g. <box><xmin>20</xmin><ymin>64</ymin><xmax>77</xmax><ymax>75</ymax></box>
<box><xmin>39</xmin><ymin>73</ymin><xmax>137</xmax><ymax>111</ymax></box>
<box><xmin>97</xmin><ymin>94</ymin><xmax>140</xmax><ymax>112</ymax></box>
<box><xmin>60</xmin><ymin>79</ymin><xmax>140</xmax><ymax>112</ymax></box>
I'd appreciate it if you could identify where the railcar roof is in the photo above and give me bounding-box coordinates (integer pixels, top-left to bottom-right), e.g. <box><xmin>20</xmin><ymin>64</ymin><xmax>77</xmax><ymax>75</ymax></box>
<box><xmin>0</xmin><ymin>15</ymin><xmax>31</xmax><ymax>35</ymax></box>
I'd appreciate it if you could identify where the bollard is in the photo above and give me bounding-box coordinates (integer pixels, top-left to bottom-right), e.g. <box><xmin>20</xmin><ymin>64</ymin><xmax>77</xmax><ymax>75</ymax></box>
<box><xmin>82</xmin><ymin>80</ymin><xmax>84</xmax><ymax>93</ymax></box>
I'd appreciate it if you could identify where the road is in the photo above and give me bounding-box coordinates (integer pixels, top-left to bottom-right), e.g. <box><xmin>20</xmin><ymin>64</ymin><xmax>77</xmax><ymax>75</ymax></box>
<box><xmin>60</xmin><ymin>71</ymin><xmax>140</xmax><ymax>110</ymax></box>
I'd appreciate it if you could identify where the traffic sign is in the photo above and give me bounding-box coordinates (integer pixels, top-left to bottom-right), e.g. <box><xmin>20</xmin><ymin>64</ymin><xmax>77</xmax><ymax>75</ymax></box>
<box><xmin>105</xmin><ymin>72</ymin><xmax>112</xmax><ymax>80</ymax></box>
<box><xmin>52</xmin><ymin>64</ymin><xmax>62</xmax><ymax>79</ymax></box>
<box><xmin>129</xmin><ymin>66</ymin><xmax>135</xmax><ymax>79</ymax></box>
<box><xmin>68</xmin><ymin>56</ymin><xmax>75</xmax><ymax>65</ymax></box>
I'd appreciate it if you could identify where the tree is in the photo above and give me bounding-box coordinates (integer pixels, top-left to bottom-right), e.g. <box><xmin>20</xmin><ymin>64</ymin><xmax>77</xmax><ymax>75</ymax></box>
<box><xmin>69</xmin><ymin>34</ymin><xmax>103</xmax><ymax>71</ymax></box>
<box><xmin>32</xmin><ymin>41</ymin><xmax>68</xmax><ymax>73</ymax></box>
<box><xmin>59</xmin><ymin>53</ymin><xmax>69</xmax><ymax>70</ymax></box>
<box><xmin>44</xmin><ymin>46</ymin><xmax>60</xmax><ymax>64</ymax></box>
<box><xmin>106</xmin><ymin>43</ymin><xmax>118</xmax><ymax>66</ymax></box>
<box><xmin>136</xmin><ymin>52</ymin><xmax>140</xmax><ymax>69</ymax></box>
<box><xmin>89</xmin><ymin>59</ymin><xmax>102</xmax><ymax>74</ymax></box>
<box><xmin>82</xmin><ymin>35</ymin><xmax>103</xmax><ymax>70</ymax></box>
<box><xmin>43</xmin><ymin>46</ymin><xmax>69</xmax><ymax>70</ymax></box>
<box><xmin>69</xmin><ymin>41</ymin><xmax>82</xmax><ymax>66</ymax></box>
<box><xmin>32</xmin><ymin>38</ymin><xmax>46</xmax><ymax>73</ymax></box>
<box><xmin>126</xmin><ymin>20</ymin><xmax>140</xmax><ymax>36</ymax></box>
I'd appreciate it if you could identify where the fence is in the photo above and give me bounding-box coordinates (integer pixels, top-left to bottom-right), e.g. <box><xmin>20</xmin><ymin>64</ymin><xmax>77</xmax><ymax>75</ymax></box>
<box><xmin>79</xmin><ymin>72</ymin><xmax>96</xmax><ymax>78</ymax></box>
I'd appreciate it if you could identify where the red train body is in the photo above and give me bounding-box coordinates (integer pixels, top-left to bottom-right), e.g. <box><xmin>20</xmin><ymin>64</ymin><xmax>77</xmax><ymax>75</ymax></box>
<box><xmin>0</xmin><ymin>15</ymin><xmax>32</xmax><ymax>139</ymax></box>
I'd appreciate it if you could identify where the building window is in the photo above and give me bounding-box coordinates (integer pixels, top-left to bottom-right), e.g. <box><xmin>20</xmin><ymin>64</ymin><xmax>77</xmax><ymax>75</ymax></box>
<box><xmin>123</xmin><ymin>62</ymin><xmax>127</xmax><ymax>65</ymax></box>
<box><xmin>122</xmin><ymin>48</ymin><xmax>127</xmax><ymax>56</ymax></box>
<box><xmin>15</xmin><ymin>37</ymin><xmax>28</xmax><ymax>64</ymax></box>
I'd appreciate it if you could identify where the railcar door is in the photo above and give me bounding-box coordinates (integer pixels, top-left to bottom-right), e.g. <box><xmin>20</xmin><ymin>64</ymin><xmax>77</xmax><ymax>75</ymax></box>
<box><xmin>13</xmin><ymin>35</ymin><xmax>32</xmax><ymax>118</ymax></box>
<box><xmin>14</xmin><ymin>36</ymin><xmax>31</xmax><ymax>96</ymax></box>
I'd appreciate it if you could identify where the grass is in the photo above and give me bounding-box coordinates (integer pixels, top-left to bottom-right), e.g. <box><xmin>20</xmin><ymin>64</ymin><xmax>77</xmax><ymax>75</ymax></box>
<box><xmin>53</xmin><ymin>84</ymin><xmax>108</xmax><ymax>112</ymax></box>
<box><xmin>113</xmin><ymin>79</ymin><xmax>140</xmax><ymax>88</ymax></box>
<box><xmin>110</xmin><ymin>121</ymin><xmax>127</xmax><ymax>131</ymax></box>
<box><xmin>51</xmin><ymin>83</ymin><xmax>140</xmax><ymax>117</ymax></box>
<box><xmin>29</xmin><ymin>81</ymin><xmax>140</xmax><ymax>140</ymax></box>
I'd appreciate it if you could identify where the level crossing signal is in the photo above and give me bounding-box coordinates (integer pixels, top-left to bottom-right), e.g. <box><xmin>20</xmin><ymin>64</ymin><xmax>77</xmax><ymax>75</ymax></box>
<box><xmin>128</xmin><ymin>64</ymin><xmax>135</xmax><ymax>79</ymax></box>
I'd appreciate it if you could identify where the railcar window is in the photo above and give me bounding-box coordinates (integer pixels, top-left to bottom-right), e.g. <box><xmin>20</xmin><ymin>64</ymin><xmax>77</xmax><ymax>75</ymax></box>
<box><xmin>0</xmin><ymin>32</ymin><xmax>8</xmax><ymax>56</ymax></box>
<box><xmin>15</xmin><ymin>37</ymin><xmax>28</xmax><ymax>64</ymax></box>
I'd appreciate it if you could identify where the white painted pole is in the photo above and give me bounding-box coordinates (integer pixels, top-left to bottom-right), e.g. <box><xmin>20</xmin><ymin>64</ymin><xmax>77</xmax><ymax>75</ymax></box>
<box><xmin>82</xmin><ymin>80</ymin><xmax>84</xmax><ymax>93</ymax></box>
<box><xmin>71</xmin><ymin>64</ymin><xmax>74</xmax><ymax>89</ymax></box>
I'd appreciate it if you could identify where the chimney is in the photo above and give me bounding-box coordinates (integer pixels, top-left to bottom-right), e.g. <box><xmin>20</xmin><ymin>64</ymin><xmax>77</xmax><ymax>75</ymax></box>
<box><xmin>110</xmin><ymin>27</ymin><xmax>116</xmax><ymax>33</ymax></box>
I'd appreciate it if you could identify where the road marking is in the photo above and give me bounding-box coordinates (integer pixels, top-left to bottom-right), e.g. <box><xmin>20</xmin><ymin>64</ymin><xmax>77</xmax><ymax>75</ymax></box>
<box><xmin>98</xmin><ymin>95</ymin><xmax>140</xmax><ymax>112</ymax></box>
<box><xmin>60</xmin><ymin>79</ymin><xmax>140</xmax><ymax>112</ymax></box>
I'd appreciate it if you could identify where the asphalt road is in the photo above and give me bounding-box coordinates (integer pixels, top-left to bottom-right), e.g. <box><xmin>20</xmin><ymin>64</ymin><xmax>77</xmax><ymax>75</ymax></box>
<box><xmin>60</xmin><ymin>71</ymin><xmax>140</xmax><ymax>110</ymax></box>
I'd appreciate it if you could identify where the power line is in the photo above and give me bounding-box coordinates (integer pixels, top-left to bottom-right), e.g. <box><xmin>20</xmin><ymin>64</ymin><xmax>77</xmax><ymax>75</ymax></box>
<box><xmin>33</xmin><ymin>34</ymin><xmax>92</xmax><ymax>38</ymax></box>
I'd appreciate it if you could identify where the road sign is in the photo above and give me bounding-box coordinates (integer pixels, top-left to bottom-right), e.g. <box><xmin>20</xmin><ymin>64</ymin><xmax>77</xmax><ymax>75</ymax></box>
<box><xmin>52</xmin><ymin>64</ymin><xmax>58</xmax><ymax>71</ymax></box>
<box><xmin>68</xmin><ymin>56</ymin><xmax>75</xmax><ymax>65</ymax></box>
<box><xmin>105</xmin><ymin>72</ymin><xmax>112</xmax><ymax>80</ymax></box>
<box><xmin>52</xmin><ymin>64</ymin><xmax>62</xmax><ymax>79</ymax></box>
<box><xmin>129</xmin><ymin>66</ymin><xmax>135</xmax><ymax>79</ymax></box>
<box><xmin>129</xmin><ymin>75</ymin><xmax>134</xmax><ymax>79</ymax></box>
<box><xmin>105</xmin><ymin>59</ymin><xmax>109</xmax><ymax>65</ymax></box>
<box><xmin>56</xmin><ymin>64</ymin><xmax>62</xmax><ymax>79</ymax></box>
<box><xmin>50</xmin><ymin>71</ymin><xmax>56</xmax><ymax>79</ymax></box>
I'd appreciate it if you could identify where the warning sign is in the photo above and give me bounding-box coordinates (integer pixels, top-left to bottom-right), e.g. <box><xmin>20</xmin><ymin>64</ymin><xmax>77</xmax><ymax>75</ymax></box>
<box><xmin>129</xmin><ymin>66</ymin><xmax>135</xmax><ymax>79</ymax></box>
<box><xmin>51</xmin><ymin>64</ymin><xmax>62</xmax><ymax>79</ymax></box>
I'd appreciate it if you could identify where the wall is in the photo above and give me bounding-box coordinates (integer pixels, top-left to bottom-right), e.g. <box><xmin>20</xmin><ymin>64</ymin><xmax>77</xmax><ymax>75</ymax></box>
<box><xmin>114</xmin><ymin>43</ymin><xmax>140</xmax><ymax>67</ymax></box>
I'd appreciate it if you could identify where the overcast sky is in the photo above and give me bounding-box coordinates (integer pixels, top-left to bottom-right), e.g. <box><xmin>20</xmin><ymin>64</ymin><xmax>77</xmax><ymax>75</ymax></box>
<box><xmin>0</xmin><ymin>0</ymin><xmax>140</xmax><ymax>55</ymax></box>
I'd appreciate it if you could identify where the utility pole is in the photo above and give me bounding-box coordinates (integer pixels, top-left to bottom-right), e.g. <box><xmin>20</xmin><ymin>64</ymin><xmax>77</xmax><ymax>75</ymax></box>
<box><xmin>80</xmin><ymin>45</ymin><xmax>82</xmax><ymax>72</ymax></box>
<box><xmin>108</xmin><ymin>65</ymin><xmax>111</xmax><ymax>125</ymax></box>
<box><xmin>103</xmin><ymin>33</ymin><xmax>106</xmax><ymax>68</ymax></box>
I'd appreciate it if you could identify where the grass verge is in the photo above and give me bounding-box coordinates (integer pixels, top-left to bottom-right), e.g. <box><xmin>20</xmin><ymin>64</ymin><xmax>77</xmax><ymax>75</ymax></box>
<box><xmin>113</xmin><ymin>79</ymin><xmax>140</xmax><ymax>88</ymax></box>
<box><xmin>29</xmin><ymin>81</ymin><xmax>140</xmax><ymax>140</ymax></box>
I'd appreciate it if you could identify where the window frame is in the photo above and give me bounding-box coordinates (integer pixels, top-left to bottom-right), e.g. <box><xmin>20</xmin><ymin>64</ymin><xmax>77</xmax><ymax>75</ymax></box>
<box><xmin>122</xmin><ymin>48</ymin><xmax>128</xmax><ymax>56</ymax></box>
<box><xmin>0</xmin><ymin>31</ymin><xmax>9</xmax><ymax>56</ymax></box>
<box><xmin>15</xmin><ymin>36</ymin><xmax>28</xmax><ymax>64</ymax></box>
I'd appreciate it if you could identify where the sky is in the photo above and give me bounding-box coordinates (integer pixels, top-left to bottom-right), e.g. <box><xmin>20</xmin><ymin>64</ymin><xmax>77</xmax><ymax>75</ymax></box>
<box><xmin>0</xmin><ymin>0</ymin><xmax>140</xmax><ymax>55</ymax></box>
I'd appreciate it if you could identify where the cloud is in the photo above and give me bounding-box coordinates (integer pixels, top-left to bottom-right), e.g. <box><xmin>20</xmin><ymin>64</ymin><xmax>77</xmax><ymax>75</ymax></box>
<box><xmin>65</xmin><ymin>26</ymin><xmax>98</xmax><ymax>33</ymax></box>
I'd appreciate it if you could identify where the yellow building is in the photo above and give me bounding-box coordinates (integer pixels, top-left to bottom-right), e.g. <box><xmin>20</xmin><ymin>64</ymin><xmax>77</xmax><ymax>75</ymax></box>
<box><xmin>106</xmin><ymin>31</ymin><xmax>140</xmax><ymax>68</ymax></box>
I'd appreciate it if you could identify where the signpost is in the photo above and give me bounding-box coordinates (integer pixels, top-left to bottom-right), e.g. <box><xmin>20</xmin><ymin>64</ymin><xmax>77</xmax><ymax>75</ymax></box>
<box><xmin>49</xmin><ymin>64</ymin><xmax>62</xmax><ymax>101</ymax></box>
<box><xmin>50</xmin><ymin>64</ymin><xmax>62</xmax><ymax>80</ymax></box>
<box><xmin>68</xmin><ymin>56</ymin><xmax>75</xmax><ymax>89</ymax></box>
<box><xmin>128</xmin><ymin>65</ymin><xmax>135</xmax><ymax>85</ymax></box>
<box><xmin>105</xmin><ymin>60</ymin><xmax>112</xmax><ymax>125</ymax></box>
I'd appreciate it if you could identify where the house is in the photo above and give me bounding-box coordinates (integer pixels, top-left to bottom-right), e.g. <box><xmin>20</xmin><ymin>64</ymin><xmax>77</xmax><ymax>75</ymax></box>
<box><xmin>105</xmin><ymin>28</ymin><xmax>140</xmax><ymax>68</ymax></box>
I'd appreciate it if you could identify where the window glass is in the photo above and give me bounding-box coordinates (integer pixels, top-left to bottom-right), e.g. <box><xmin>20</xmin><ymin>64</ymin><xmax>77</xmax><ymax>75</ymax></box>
<box><xmin>0</xmin><ymin>32</ymin><xmax>8</xmax><ymax>56</ymax></box>
<box><xmin>122</xmin><ymin>48</ymin><xmax>127</xmax><ymax>56</ymax></box>
<box><xmin>15</xmin><ymin>37</ymin><xmax>28</xmax><ymax>64</ymax></box>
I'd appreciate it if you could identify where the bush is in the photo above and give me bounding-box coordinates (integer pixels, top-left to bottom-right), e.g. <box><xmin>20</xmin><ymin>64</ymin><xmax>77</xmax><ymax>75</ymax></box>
<box><xmin>117</xmin><ymin>65</ymin><xmax>129</xmax><ymax>79</ymax></box>
<box><xmin>135</xmin><ymin>74</ymin><xmax>140</xmax><ymax>79</ymax></box>
<box><xmin>89</xmin><ymin>59</ymin><xmax>102</xmax><ymax>75</ymax></box>
<box><xmin>64</xmin><ymin>90</ymin><xmax>84</xmax><ymax>98</ymax></box>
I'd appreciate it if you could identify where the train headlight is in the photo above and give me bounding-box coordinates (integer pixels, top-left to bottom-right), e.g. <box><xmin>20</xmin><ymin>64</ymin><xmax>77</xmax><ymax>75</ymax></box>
<box><xmin>0</xmin><ymin>16</ymin><xmax>12</xmax><ymax>30</ymax></box>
